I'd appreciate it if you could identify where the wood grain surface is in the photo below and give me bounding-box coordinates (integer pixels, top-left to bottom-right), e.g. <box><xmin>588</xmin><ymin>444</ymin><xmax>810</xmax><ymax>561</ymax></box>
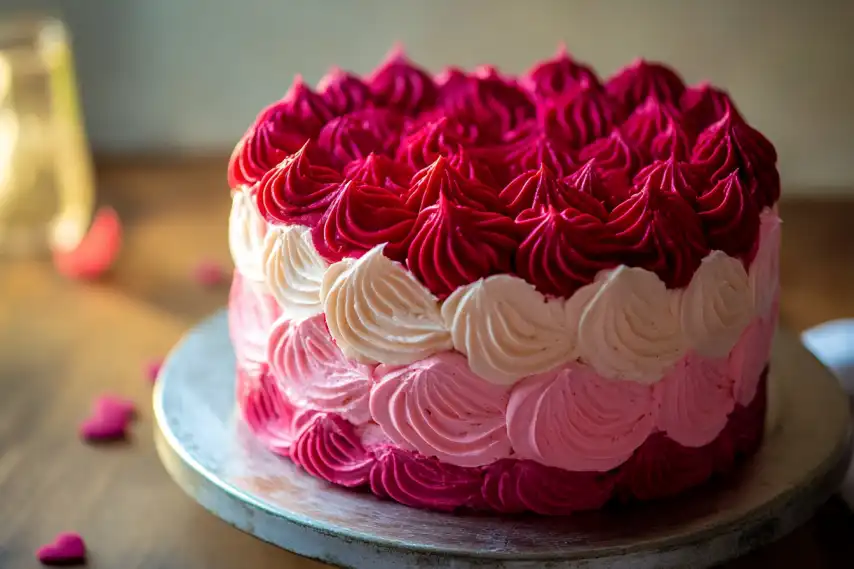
<box><xmin>0</xmin><ymin>156</ymin><xmax>853</xmax><ymax>569</ymax></box>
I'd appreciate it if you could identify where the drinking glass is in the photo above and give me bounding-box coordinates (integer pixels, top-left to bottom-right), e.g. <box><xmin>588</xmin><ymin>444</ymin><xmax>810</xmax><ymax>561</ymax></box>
<box><xmin>0</xmin><ymin>15</ymin><xmax>94</xmax><ymax>258</ymax></box>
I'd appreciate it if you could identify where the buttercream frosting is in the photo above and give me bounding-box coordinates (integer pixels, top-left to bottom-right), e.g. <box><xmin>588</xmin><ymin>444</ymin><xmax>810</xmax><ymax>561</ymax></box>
<box><xmin>749</xmin><ymin>208</ymin><xmax>782</xmax><ymax>317</ymax></box>
<box><xmin>577</xmin><ymin>266</ymin><xmax>684</xmax><ymax>382</ymax></box>
<box><xmin>262</xmin><ymin>225</ymin><xmax>327</xmax><ymax>319</ymax></box>
<box><xmin>229</xmin><ymin>187</ymin><xmax>269</xmax><ymax>282</ymax></box>
<box><xmin>267</xmin><ymin>314</ymin><xmax>373</xmax><ymax>424</ymax></box>
<box><xmin>442</xmin><ymin>274</ymin><xmax>575</xmax><ymax>384</ymax></box>
<box><xmin>507</xmin><ymin>362</ymin><xmax>658</xmax><ymax>471</ymax></box>
<box><xmin>321</xmin><ymin>245</ymin><xmax>451</xmax><ymax>365</ymax></box>
<box><xmin>370</xmin><ymin>352</ymin><xmax>512</xmax><ymax>467</ymax></box>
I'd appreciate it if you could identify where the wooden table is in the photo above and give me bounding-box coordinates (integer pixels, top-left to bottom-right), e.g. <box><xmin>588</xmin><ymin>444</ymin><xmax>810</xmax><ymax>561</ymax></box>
<box><xmin>1</xmin><ymin>157</ymin><xmax>853</xmax><ymax>569</ymax></box>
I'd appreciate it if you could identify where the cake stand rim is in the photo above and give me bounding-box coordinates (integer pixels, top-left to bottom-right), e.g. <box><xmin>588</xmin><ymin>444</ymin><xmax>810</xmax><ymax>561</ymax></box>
<box><xmin>152</xmin><ymin>310</ymin><xmax>852</xmax><ymax>566</ymax></box>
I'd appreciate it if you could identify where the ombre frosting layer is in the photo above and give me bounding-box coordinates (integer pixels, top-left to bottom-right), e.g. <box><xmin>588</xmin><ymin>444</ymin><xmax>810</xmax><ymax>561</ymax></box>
<box><xmin>226</xmin><ymin>48</ymin><xmax>780</xmax><ymax>514</ymax></box>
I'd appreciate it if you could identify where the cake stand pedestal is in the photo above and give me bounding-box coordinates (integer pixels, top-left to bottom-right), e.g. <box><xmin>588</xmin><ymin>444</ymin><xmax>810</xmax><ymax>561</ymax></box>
<box><xmin>153</xmin><ymin>311</ymin><xmax>851</xmax><ymax>569</ymax></box>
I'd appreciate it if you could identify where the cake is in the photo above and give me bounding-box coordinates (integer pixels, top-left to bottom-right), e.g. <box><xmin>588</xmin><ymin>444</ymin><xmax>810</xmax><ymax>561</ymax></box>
<box><xmin>227</xmin><ymin>46</ymin><xmax>781</xmax><ymax>515</ymax></box>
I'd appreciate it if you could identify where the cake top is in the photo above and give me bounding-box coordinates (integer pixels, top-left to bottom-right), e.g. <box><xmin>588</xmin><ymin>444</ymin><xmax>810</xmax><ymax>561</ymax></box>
<box><xmin>229</xmin><ymin>46</ymin><xmax>779</xmax><ymax>300</ymax></box>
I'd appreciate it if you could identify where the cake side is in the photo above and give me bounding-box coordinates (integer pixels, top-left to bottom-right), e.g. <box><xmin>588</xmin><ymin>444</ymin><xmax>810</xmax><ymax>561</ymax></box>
<box><xmin>226</xmin><ymin>47</ymin><xmax>781</xmax><ymax>514</ymax></box>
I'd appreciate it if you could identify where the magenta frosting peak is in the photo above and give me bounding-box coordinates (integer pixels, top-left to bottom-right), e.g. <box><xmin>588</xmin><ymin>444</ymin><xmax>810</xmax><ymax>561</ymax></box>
<box><xmin>691</xmin><ymin>109</ymin><xmax>780</xmax><ymax>209</ymax></box>
<box><xmin>256</xmin><ymin>141</ymin><xmax>343</xmax><ymax>227</ymax></box>
<box><xmin>404</xmin><ymin>193</ymin><xmax>519</xmax><ymax>298</ymax></box>
<box><xmin>368</xmin><ymin>46</ymin><xmax>437</xmax><ymax>115</ymax></box>
<box><xmin>317</xmin><ymin>67</ymin><xmax>375</xmax><ymax>116</ymax></box>
<box><xmin>523</xmin><ymin>44</ymin><xmax>599</xmax><ymax>99</ymax></box>
<box><xmin>343</xmin><ymin>153</ymin><xmax>413</xmax><ymax>192</ymax></box>
<box><xmin>317</xmin><ymin>108</ymin><xmax>406</xmax><ymax>167</ymax></box>
<box><xmin>500</xmin><ymin>164</ymin><xmax>607</xmax><ymax>219</ymax></box>
<box><xmin>621</xmin><ymin>96</ymin><xmax>683</xmax><ymax>156</ymax></box>
<box><xmin>681</xmin><ymin>82</ymin><xmax>739</xmax><ymax>134</ymax></box>
<box><xmin>403</xmin><ymin>156</ymin><xmax>503</xmax><ymax>213</ymax></box>
<box><xmin>543</xmin><ymin>78</ymin><xmax>618</xmax><ymax>148</ymax></box>
<box><xmin>606</xmin><ymin>59</ymin><xmax>686</xmax><ymax>112</ymax></box>
<box><xmin>564</xmin><ymin>160</ymin><xmax>632</xmax><ymax>212</ymax></box>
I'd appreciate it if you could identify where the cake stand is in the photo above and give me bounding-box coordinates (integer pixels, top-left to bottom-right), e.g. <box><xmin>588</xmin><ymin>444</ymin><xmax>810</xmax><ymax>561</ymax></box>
<box><xmin>153</xmin><ymin>311</ymin><xmax>852</xmax><ymax>569</ymax></box>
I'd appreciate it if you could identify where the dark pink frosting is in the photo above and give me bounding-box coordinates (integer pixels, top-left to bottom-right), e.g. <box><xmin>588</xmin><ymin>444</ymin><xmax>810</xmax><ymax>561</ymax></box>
<box><xmin>633</xmin><ymin>157</ymin><xmax>704</xmax><ymax>205</ymax></box>
<box><xmin>681</xmin><ymin>83</ymin><xmax>738</xmax><ymax>135</ymax></box>
<box><xmin>621</xmin><ymin>97</ymin><xmax>683</xmax><ymax>157</ymax></box>
<box><xmin>370</xmin><ymin>447</ymin><xmax>484</xmax><ymax>512</ymax></box>
<box><xmin>403</xmin><ymin>156</ymin><xmax>503</xmax><ymax>213</ymax></box>
<box><xmin>236</xmin><ymin>368</ymin><xmax>302</xmax><ymax>457</ymax></box>
<box><xmin>447</xmin><ymin>147</ymin><xmax>499</xmax><ymax>187</ymax></box>
<box><xmin>489</xmin><ymin>121</ymin><xmax>577</xmax><ymax>182</ymax></box>
<box><xmin>516</xmin><ymin>206</ymin><xmax>617</xmax><ymax>297</ymax></box>
<box><xmin>437</xmin><ymin>65</ymin><xmax>535</xmax><ymax>135</ymax></box>
<box><xmin>605</xmin><ymin>59</ymin><xmax>686</xmax><ymax>113</ymax></box>
<box><xmin>396</xmin><ymin>116</ymin><xmax>479</xmax><ymax>172</ymax></box>
<box><xmin>695</xmin><ymin>170</ymin><xmax>761</xmax><ymax>263</ymax></box>
<box><xmin>256</xmin><ymin>142</ymin><xmax>343</xmax><ymax>227</ymax></box>
<box><xmin>607</xmin><ymin>181</ymin><xmax>710</xmax><ymax>288</ymax></box>
<box><xmin>343</xmin><ymin>153</ymin><xmax>413</xmax><ymax>193</ymax></box>
<box><xmin>317</xmin><ymin>67</ymin><xmax>374</xmax><ymax>116</ymax></box>
<box><xmin>317</xmin><ymin>108</ymin><xmax>406</xmax><ymax>167</ymax></box>
<box><xmin>500</xmin><ymin>164</ymin><xmax>607</xmax><ymax>219</ymax></box>
<box><xmin>291</xmin><ymin>413</ymin><xmax>374</xmax><ymax>487</ymax></box>
<box><xmin>238</xmin><ymin>359</ymin><xmax>767</xmax><ymax>514</ymax></box>
<box><xmin>405</xmin><ymin>194</ymin><xmax>519</xmax><ymax>298</ymax></box>
<box><xmin>482</xmin><ymin>460</ymin><xmax>615</xmax><ymax>514</ymax></box>
<box><xmin>311</xmin><ymin>180</ymin><xmax>415</xmax><ymax>263</ymax></box>
<box><xmin>523</xmin><ymin>45</ymin><xmax>599</xmax><ymax>99</ymax></box>
<box><xmin>564</xmin><ymin>160</ymin><xmax>632</xmax><ymax>212</ymax></box>
<box><xmin>227</xmin><ymin>78</ymin><xmax>334</xmax><ymax>188</ymax></box>
<box><xmin>368</xmin><ymin>48</ymin><xmax>437</xmax><ymax>115</ymax></box>
<box><xmin>577</xmin><ymin>129</ymin><xmax>646</xmax><ymax>188</ymax></box>
<box><xmin>691</xmin><ymin>110</ymin><xmax>780</xmax><ymax>210</ymax></box>
<box><xmin>544</xmin><ymin>78</ymin><xmax>619</xmax><ymax>148</ymax></box>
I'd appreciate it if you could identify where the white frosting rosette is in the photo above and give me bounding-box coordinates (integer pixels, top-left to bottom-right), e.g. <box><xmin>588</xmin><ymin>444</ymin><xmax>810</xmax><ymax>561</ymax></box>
<box><xmin>681</xmin><ymin>251</ymin><xmax>754</xmax><ymax>358</ymax></box>
<box><xmin>577</xmin><ymin>266</ymin><xmax>684</xmax><ymax>383</ymax></box>
<box><xmin>320</xmin><ymin>245</ymin><xmax>451</xmax><ymax>365</ymax></box>
<box><xmin>228</xmin><ymin>187</ymin><xmax>268</xmax><ymax>282</ymax></box>
<box><xmin>441</xmin><ymin>274</ymin><xmax>576</xmax><ymax>385</ymax></box>
<box><xmin>262</xmin><ymin>225</ymin><xmax>328</xmax><ymax>319</ymax></box>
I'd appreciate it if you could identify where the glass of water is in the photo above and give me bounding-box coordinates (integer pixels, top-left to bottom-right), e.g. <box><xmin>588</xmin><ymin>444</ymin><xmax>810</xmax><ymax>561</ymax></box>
<box><xmin>0</xmin><ymin>15</ymin><xmax>94</xmax><ymax>258</ymax></box>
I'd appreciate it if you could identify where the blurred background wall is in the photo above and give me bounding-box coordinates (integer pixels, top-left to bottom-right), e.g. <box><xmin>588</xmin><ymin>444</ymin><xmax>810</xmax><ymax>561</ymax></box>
<box><xmin>2</xmin><ymin>0</ymin><xmax>853</xmax><ymax>193</ymax></box>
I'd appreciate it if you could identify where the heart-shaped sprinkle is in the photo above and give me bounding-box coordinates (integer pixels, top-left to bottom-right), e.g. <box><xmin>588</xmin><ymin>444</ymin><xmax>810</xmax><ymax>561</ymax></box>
<box><xmin>79</xmin><ymin>395</ymin><xmax>136</xmax><ymax>442</ymax></box>
<box><xmin>52</xmin><ymin>206</ymin><xmax>123</xmax><ymax>280</ymax></box>
<box><xmin>145</xmin><ymin>358</ymin><xmax>164</xmax><ymax>384</ymax></box>
<box><xmin>193</xmin><ymin>260</ymin><xmax>226</xmax><ymax>287</ymax></box>
<box><xmin>36</xmin><ymin>532</ymin><xmax>86</xmax><ymax>565</ymax></box>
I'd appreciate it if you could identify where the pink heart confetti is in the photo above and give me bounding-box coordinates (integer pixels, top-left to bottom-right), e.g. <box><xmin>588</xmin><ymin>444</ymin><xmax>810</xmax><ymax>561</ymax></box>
<box><xmin>145</xmin><ymin>358</ymin><xmax>164</xmax><ymax>384</ymax></box>
<box><xmin>36</xmin><ymin>532</ymin><xmax>86</xmax><ymax>566</ymax></box>
<box><xmin>79</xmin><ymin>395</ymin><xmax>136</xmax><ymax>442</ymax></box>
<box><xmin>193</xmin><ymin>260</ymin><xmax>226</xmax><ymax>287</ymax></box>
<box><xmin>52</xmin><ymin>206</ymin><xmax>123</xmax><ymax>280</ymax></box>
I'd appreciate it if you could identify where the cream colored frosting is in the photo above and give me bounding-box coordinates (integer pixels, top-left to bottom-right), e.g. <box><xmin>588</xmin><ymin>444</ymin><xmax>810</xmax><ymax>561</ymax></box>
<box><xmin>577</xmin><ymin>266</ymin><xmax>684</xmax><ymax>383</ymax></box>
<box><xmin>750</xmin><ymin>208</ymin><xmax>782</xmax><ymax>318</ymax></box>
<box><xmin>442</xmin><ymin>275</ymin><xmax>575</xmax><ymax>384</ymax></box>
<box><xmin>320</xmin><ymin>245</ymin><xmax>452</xmax><ymax>365</ymax></box>
<box><xmin>263</xmin><ymin>225</ymin><xmax>328</xmax><ymax>319</ymax></box>
<box><xmin>681</xmin><ymin>251</ymin><xmax>754</xmax><ymax>358</ymax></box>
<box><xmin>228</xmin><ymin>187</ymin><xmax>268</xmax><ymax>282</ymax></box>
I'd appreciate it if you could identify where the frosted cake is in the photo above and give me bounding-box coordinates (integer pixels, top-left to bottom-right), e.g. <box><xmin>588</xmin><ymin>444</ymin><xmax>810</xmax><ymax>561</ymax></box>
<box><xmin>227</xmin><ymin>47</ymin><xmax>780</xmax><ymax>514</ymax></box>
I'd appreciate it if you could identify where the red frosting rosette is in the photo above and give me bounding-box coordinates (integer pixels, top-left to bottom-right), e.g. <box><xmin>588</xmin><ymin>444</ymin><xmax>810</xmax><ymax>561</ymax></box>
<box><xmin>396</xmin><ymin>116</ymin><xmax>480</xmax><ymax>172</ymax></box>
<box><xmin>621</xmin><ymin>97</ymin><xmax>684</xmax><ymax>157</ymax></box>
<box><xmin>317</xmin><ymin>67</ymin><xmax>374</xmax><ymax>116</ymax></box>
<box><xmin>255</xmin><ymin>142</ymin><xmax>343</xmax><ymax>227</ymax></box>
<box><xmin>605</xmin><ymin>59</ymin><xmax>686</xmax><ymax>113</ymax></box>
<box><xmin>317</xmin><ymin>108</ymin><xmax>406</xmax><ymax>167</ymax></box>
<box><xmin>577</xmin><ymin>129</ymin><xmax>646</xmax><ymax>190</ymax></box>
<box><xmin>343</xmin><ymin>153</ymin><xmax>413</xmax><ymax>193</ymax></box>
<box><xmin>368</xmin><ymin>47</ymin><xmax>437</xmax><ymax>115</ymax></box>
<box><xmin>695</xmin><ymin>170</ymin><xmax>761</xmax><ymax>262</ymax></box>
<box><xmin>542</xmin><ymin>78</ymin><xmax>619</xmax><ymax>148</ymax></box>
<box><xmin>691</xmin><ymin>109</ymin><xmax>780</xmax><ymax>210</ymax></box>
<box><xmin>404</xmin><ymin>193</ymin><xmax>519</xmax><ymax>299</ymax></box>
<box><xmin>500</xmin><ymin>164</ymin><xmax>607</xmax><ymax>219</ymax></box>
<box><xmin>523</xmin><ymin>45</ymin><xmax>599</xmax><ymax>99</ymax></box>
<box><xmin>681</xmin><ymin>83</ymin><xmax>739</xmax><ymax>134</ymax></box>
<box><xmin>564</xmin><ymin>160</ymin><xmax>632</xmax><ymax>212</ymax></box>
<box><xmin>403</xmin><ymin>156</ymin><xmax>503</xmax><ymax>213</ymax></box>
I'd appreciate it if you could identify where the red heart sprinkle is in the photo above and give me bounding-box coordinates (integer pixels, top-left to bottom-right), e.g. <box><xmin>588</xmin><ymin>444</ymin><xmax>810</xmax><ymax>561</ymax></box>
<box><xmin>52</xmin><ymin>206</ymin><xmax>123</xmax><ymax>280</ymax></box>
<box><xmin>193</xmin><ymin>260</ymin><xmax>226</xmax><ymax>287</ymax></box>
<box><xmin>145</xmin><ymin>358</ymin><xmax>164</xmax><ymax>384</ymax></box>
<box><xmin>36</xmin><ymin>532</ymin><xmax>86</xmax><ymax>565</ymax></box>
<box><xmin>79</xmin><ymin>395</ymin><xmax>136</xmax><ymax>441</ymax></box>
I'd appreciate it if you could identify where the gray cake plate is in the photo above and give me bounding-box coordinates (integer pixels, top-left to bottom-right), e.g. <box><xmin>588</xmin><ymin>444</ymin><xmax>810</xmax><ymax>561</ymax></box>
<box><xmin>153</xmin><ymin>311</ymin><xmax>852</xmax><ymax>569</ymax></box>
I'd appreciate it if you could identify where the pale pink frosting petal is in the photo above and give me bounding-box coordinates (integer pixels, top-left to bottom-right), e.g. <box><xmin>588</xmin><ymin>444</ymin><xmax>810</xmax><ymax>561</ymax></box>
<box><xmin>228</xmin><ymin>272</ymin><xmax>281</xmax><ymax>373</ymax></box>
<box><xmin>655</xmin><ymin>353</ymin><xmax>735</xmax><ymax>447</ymax></box>
<box><xmin>730</xmin><ymin>304</ymin><xmax>778</xmax><ymax>406</ymax></box>
<box><xmin>267</xmin><ymin>314</ymin><xmax>373</xmax><ymax>425</ymax></box>
<box><xmin>507</xmin><ymin>363</ymin><xmax>657</xmax><ymax>472</ymax></box>
<box><xmin>369</xmin><ymin>352</ymin><xmax>512</xmax><ymax>467</ymax></box>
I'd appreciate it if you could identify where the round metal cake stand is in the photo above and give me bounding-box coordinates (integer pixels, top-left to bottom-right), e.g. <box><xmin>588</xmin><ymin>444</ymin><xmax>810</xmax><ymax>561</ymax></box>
<box><xmin>153</xmin><ymin>311</ymin><xmax>852</xmax><ymax>569</ymax></box>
